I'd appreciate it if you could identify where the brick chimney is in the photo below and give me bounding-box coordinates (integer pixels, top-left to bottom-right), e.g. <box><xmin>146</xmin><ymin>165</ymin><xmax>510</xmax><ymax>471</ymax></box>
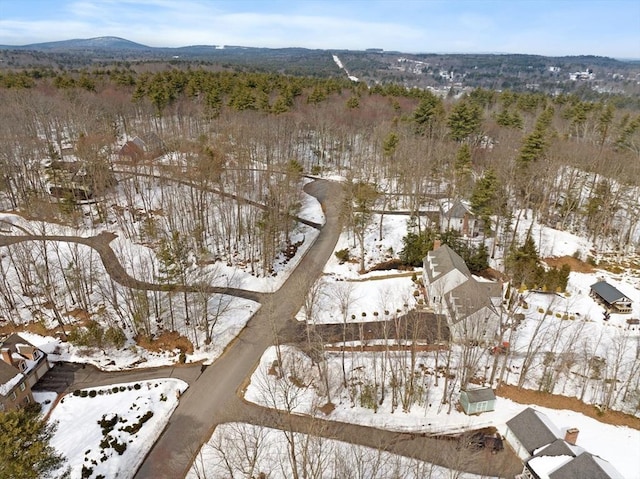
<box><xmin>1</xmin><ymin>348</ymin><xmax>13</xmax><ymax>366</ymax></box>
<box><xmin>433</xmin><ymin>239</ymin><xmax>442</xmax><ymax>250</ymax></box>
<box><xmin>564</xmin><ymin>427</ymin><xmax>579</xmax><ymax>445</ymax></box>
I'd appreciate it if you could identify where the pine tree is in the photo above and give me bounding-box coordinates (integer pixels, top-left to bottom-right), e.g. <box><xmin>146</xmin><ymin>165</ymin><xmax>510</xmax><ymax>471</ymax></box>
<box><xmin>453</xmin><ymin>143</ymin><xmax>472</xmax><ymax>194</ymax></box>
<box><xmin>447</xmin><ymin>100</ymin><xmax>482</xmax><ymax>142</ymax></box>
<box><xmin>470</xmin><ymin>168</ymin><xmax>499</xmax><ymax>234</ymax></box>
<box><xmin>412</xmin><ymin>93</ymin><xmax>444</xmax><ymax>137</ymax></box>
<box><xmin>0</xmin><ymin>404</ymin><xmax>67</xmax><ymax>479</ymax></box>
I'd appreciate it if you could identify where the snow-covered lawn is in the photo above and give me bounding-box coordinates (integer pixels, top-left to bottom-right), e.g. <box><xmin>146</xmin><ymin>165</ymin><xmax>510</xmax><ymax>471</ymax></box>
<box><xmin>46</xmin><ymin>379</ymin><xmax>187</xmax><ymax>479</ymax></box>
<box><xmin>187</xmin><ymin>422</ymin><xmax>488</xmax><ymax>479</ymax></box>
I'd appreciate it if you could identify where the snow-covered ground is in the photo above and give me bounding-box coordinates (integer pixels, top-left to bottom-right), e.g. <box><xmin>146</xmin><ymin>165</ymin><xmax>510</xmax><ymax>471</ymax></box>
<box><xmin>0</xmin><ymin>179</ymin><xmax>325</xmax><ymax>368</ymax></box>
<box><xmin>187</xmin><ymin>422</ymin><xmax>489</xmax><ymax>479</ymax></box>
<box><xmin>46</xmin><ymin>379</ymin><xmax>187</xmax><ymax>479</ymax></box>
<box><xmin>239</xmin><ymin>212</ymin><xmax>640</xmax><ymax>478</ymax></box>
<box><xmin>4</xmin><ymin>176</ymin><xmax>640</xmax><ymax>478</ymax></box>
<box><xmin>243</xmin><ymin>345</ymin><xmax>639</xmax><ymax>479</ymax></box>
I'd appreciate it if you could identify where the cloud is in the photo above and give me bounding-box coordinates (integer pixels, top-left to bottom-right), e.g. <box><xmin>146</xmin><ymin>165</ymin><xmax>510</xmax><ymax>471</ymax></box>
<box><xmin>1</xmin><ymin>0</ymin><xmax>638</xmax><ymax>56</ymax></box>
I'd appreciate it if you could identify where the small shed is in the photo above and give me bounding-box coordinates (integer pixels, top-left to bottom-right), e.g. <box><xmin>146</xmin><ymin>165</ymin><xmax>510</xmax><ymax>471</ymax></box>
<box><xmin>590</xmin><ymin>281</ymin><xmax>632</xmax><ymax>313</ymax></box>
<box><xmin>459</xmin><ymin>387</ymin><xmax>496</xmax><ymax>415</ymax></box>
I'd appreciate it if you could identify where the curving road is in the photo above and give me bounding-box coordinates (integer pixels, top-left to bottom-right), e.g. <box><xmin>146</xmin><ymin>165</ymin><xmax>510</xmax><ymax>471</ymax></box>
<box><xmin>4</xmin><ymin>178</ymin><xmax>520</xmax><ymax>477</ymax></box>
<box><xmin>133</xmin><ymin>178</ymin><xmax>352</xmax><ymax>478</ymax></box>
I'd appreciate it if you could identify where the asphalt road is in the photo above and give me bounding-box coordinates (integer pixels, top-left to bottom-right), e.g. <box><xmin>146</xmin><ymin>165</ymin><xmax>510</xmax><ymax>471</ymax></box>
<box><xmin>29</xmin><ymin>178</ymin><xmax>521</xmax><ymax>478</ymax></box>
<box><xmin>134</xmin><ymin>178</ymin><xmax>349</xmax><ymax>478</ymax></box>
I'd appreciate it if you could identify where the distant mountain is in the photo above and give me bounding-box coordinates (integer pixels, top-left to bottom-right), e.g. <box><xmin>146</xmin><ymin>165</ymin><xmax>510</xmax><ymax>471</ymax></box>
<box><xmin>0</xmin><ymin>36</ymin><xmax>151</xmax><ymax>51</ymax></box>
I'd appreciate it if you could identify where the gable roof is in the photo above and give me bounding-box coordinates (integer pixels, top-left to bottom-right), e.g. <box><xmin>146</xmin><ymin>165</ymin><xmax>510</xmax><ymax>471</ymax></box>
<box><xmin>590</xmin><ymin>281</ymin><xmax>631</xmax><ymax>304</ymax></box>
<box><xmin>462</xmin><ymin>387</ymin><xmax>495</xmax><ymax>403</ymax></box>
<box><xmin>441</xmin><ymin>199</ymin><xmax>474</xmax><ymax>219</ymax></box>
<box><xmin>1</xmin><ymin>333</ymin><xmax>35</xmax><ymax>350</ymax></box>
<box><xmin>0</xmin><ymin>360</ymin><xmax>22</xmax><ymax>396</ymax></box>
<box><xmin>549</xmin><ymin>452</ymin><xmax>624</xmax><ymax>479</ymax></box>
<box><xmin>506</xmin><ymin>407</ymin><xmax>561</xmax><ymax>454</ymax></box>
<box><xmin>426</xmin><ymin>244</ymin><xmax>471</xmax><ymax>281</ymax></box>
<box><xmin>447</xmin><ymin>279</ymin><xmax>497</xmax><ymax>324</ymax></box>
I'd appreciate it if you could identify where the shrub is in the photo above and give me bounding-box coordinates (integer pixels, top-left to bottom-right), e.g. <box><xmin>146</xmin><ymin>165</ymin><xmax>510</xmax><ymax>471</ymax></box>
<box><xmin>99</xmin><ymin>435</ymin><xmax>111</xmax><ymax>450</ymax></box>
<box><xmin>105</xmin><ymin>326</ymin><xmax>127</xmax><ymax>348</ymax></box>
<box><xmin>122</xmin><ymin>410</ymin><xmax>154</xmax><ymax>435</ymax></box>
<box><xmin>73</xmin><ymin>390</ymin><xmax>81</xmax><ymax>396</ymax></box>
<box><xmin>80</xmin><ymin>390</ymin><xmax>88</xmax><ymax>398</ymax></box>
<box><xmin>98</xmin><ymin>414</ymin><xmax>119</xmax><ymax>435</ymax></box>
<box><xmin>111</xmin><ymin>439</ymin><xmax>127</xmax><ymax>455</ymax></box>
<box><xmin>89</xmin><ymin>390</ymin><xmax>97</xmax><ymax>398</ymax></box>
<box><xmin>133</xmin><ymin>383</ymin><xmax>141</xmax><ymax>390</ymax></box>
<box><xmin>81</xmin><ymin>465</ymin><xmax>93</xmax><ymax>479</ymax></box>
<box><xmin>334</xmin><ymin>248</ymin><xmax>350</xmax><ymax>264</ymax></box>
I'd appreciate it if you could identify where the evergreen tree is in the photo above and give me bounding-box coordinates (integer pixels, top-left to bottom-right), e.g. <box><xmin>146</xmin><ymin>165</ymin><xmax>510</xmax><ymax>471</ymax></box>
<box><xmin>412</xmin><ymin>93</ymin><xmax>444</xmax><ymax>137</ymax></box>
<box><xmin>453</xmin><ymin>143</ymin><xmax>472</xmax><ymax>194</ymax></box>
<box><xmin>399</xmin><ymin>229</ymin><xmax>435</xmax><ymax>266</ymax></box>
<box><xmin>470</xmin><ymin>168</ymin><xmax>500</xmax><ymax>234</ymax></box>
<box><xmin>517</xmin><ymin>107</ymin><xmax>554</xmax><ymax>168</ymax></box>
<box><xmin>0</xmin><ymin>404</ymin><xmax>68</xmax><ymax>479</ymax></box>
<box><xmin>447</xmin><ymin>100</ymin><xmax>482</xmax><ymax>142</ymax></box>
<box><xmin>505</xmin><ymin>235</ymin><xmax>540</xmax><ymax>287</ymax></box>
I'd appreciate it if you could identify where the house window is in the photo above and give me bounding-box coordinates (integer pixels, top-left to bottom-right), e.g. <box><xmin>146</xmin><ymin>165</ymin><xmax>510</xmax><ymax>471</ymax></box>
<box><xmin>18</xmin><ymin>361</ymin><xmax>27</xmax><ymax>372</ymax></box>
<box><xmin>10</xmin><ymin>391</ymin><xmax>16</xmax><ymax>401</ymax></box>
<box><xmin>19</xmin><ymin>383</ymin><xmax>26</xmax><ymax>392</ymax></box>
<box><xmin>33</xmin><ymin>350</ymin><xmax>40</xmax><ymax>360</ymax></box>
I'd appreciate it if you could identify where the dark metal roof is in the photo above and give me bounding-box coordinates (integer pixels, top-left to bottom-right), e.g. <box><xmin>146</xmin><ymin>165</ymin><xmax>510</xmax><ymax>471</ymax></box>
<box><xmin>590</xmin><ymin>281</ymin><xmax>631</xmax><ymax>305</ymax></box>
<box><xmin>462</xmin><ymin>387</ymin><xmax>496</xmax><ymax>403</ymax></box>
<box><xmin>506</xmin><ymin>407</ymin><xmax>560</xmax><ymax>454</ymax></box>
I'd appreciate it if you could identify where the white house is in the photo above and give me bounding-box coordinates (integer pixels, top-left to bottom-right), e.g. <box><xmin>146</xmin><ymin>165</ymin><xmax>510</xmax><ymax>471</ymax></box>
<box><xmin>422</xmin><ymin>243</ymin><xmax>501</xmax><ymax>343</ymax></box>
<box><xmin>439</xmin><ymin>199</ymin><xmax>481</xmax><ymax>237</ymax></box>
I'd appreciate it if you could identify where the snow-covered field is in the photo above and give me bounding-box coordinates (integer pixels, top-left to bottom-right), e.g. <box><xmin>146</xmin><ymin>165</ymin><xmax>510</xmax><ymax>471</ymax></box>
<box><xmin>46</xmin><ymin>379</ymin><xmax>187</xmax><ymax>479</ymax></box>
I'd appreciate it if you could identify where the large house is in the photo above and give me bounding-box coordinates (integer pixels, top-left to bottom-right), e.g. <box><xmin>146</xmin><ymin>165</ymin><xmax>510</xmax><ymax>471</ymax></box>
<box><xmin>505</xmin><ymin>407</ymin><xmax>623</xmax><ymax>479</ymax></box>
<box><xmin>0</xmin><ymin>334</ymin><xmax>50</xmax><ymax>412</ymax></box>
<box><xmin>422</xmin><ymin>243</ymin><xmax>501</xmax><ymax>343</ymax></box>
<box><xmin>590</xmin><ymin>281</ymin><xmax>633</xmax><ymax>314</ymax></box>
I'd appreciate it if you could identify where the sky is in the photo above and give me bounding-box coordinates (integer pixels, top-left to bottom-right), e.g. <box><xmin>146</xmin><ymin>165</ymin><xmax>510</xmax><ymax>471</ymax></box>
<box><xmin>0</xmin><ymin>0</ymin><xmax>639</xmax><ymax>58</ymax></box>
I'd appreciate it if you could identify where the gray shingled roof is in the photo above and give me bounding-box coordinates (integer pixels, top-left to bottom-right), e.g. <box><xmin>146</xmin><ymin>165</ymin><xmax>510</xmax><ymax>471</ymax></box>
<box><xmin>506</xmin><ymin>407</ymin><xmax>561</xmax><ymax>454</ymax></box>
<box><xmin>462</xmin><ymin>387</ymin><xmax>495</xmax><ymax>403</ymax></box>
<box><xmin>446</xmin><ymin>280</ymin><xmax>497</xmax><ymax>324</ymax></box>
<box><xmin>424</xmin><ymin>244</ymin><xmax>471</xmax><ymax>282</ymax></box>
<box><xmin>549</xmin><ymin>452</ymin><xmax>624</xmax><ymax>479</ymax></box>
<box><xmin>590</xmin><ymin>281</ymin><xmax>631</xmax><ymax>305</ymax></box>
<box><xmin>443</xmin><ymin>199</ymin><xmax>474</xmax><ymax>219</ymax></box>
<box><xmin>531</xmin><ymin>438</ymin><xmax>582</xmax><ymax>458</ymax></box>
